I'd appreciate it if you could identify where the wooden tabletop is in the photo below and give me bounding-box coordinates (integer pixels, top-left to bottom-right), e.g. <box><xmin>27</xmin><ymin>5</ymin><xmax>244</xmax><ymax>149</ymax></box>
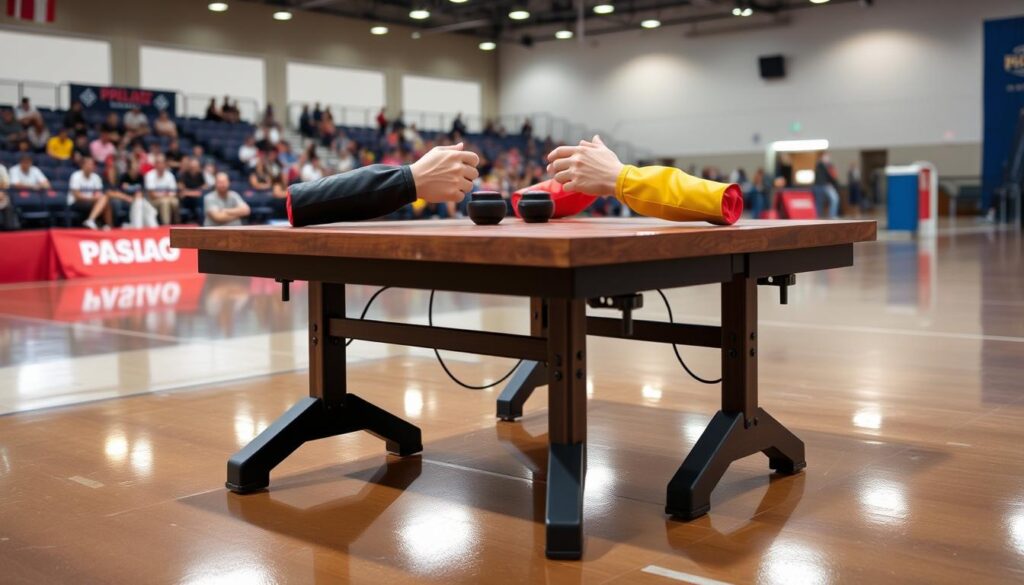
<box><xmin>171</xmin><ymin>218</ymin><xmax>877</xmax><ymax>268</ymax></box>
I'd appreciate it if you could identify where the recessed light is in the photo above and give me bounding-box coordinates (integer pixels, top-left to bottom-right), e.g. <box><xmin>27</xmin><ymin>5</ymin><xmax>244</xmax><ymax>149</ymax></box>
<box><xmin>370</xmin><ymin>25</ymin><xmax>389</xmax><ymax>35</ymax></box>
<box><xmin>207</xmin><ymin>2</ymin><xmax>228</xmax><ymax>12</ymax></box>
<box><xmin>509</xmin><ymin>9</ymin><xmax>530</xmax><ymax>20</ymax></box>
<box><xmin>810</xmin><ymin>0</ymin><xmax>831</xmax><ymax>4</ymax></box>
<box><xmin>593</xmin><ymin>4</ymin><xmax>614</xmax><ymax>15</ymax></box>
<box><xmin>641</xmin><ymin>19</ymin><xmax>661</xmax><ymax>29</ymax></box>
<box><xmin>273</xmin><ymin>10</ymin><xmax>292</xmax><ymax>20</ymax></box>
<box><xmin>555</xmin><ymin>29</ymin><xmax>573</xmax><ymax>40</ymax></box>
<box><xmin>449</xmin><ymin>0</ymin><xmax>468</xmax><ymax>3</ymax></box>
<box><xmin>479</xmin><ymin>41</ymin><xmax>497</xmax><ymax>51</ymax></box>
<box><xmin>409</xmin><ymin>9</ymin><xmax>430</xmax><ymax>20</ymax></box>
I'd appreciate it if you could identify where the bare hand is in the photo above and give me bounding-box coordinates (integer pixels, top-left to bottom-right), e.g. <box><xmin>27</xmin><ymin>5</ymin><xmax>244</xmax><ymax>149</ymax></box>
<box><xmin>545</xmin><ymin>135</ymin><xmax>623</xmax><ymax>196</ymax></box>
<box><xmin>410</xmin><ymin>143</ymin><xmax>479</xmax><ymax>203</ymax></box>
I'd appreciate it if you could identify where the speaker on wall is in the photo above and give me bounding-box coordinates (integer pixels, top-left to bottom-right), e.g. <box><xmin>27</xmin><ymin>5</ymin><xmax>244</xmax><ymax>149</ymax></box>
<box><xmin>759</xmin><ymin>55</ymin><xmax>786</xmax><ymax>79</ymax></box>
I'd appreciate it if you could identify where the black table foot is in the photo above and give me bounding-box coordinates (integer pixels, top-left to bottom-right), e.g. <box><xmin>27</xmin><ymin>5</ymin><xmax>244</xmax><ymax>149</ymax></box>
<box><xmin>545</xmin><ymin>442</ymin><xmax>585</xmax><ymax>559</ymax></box>
<box><xmin>496</xmin><ymin>360</ymin><xmax>547</xmax><ymax>421</ymax></box>
<box><xmin>665</xmin><ymin>408</ymin><xmax>804</xmax><ymax>520</ymax></box>
<box><xmin>226</xmin><ymin>394</ymin><xmax>423</xmax><ymax>493</ymax></box>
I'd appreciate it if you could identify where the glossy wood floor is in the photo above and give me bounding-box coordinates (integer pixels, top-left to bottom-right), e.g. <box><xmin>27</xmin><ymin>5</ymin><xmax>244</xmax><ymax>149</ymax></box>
<box><xmin>0</xmin><ymin>224</ymin><xmax>1022</xmax><ymax>584</ymax></box>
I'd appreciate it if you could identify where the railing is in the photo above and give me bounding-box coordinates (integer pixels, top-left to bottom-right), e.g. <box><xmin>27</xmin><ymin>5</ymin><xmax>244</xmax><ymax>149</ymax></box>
<box><xmin>181</xmin><ymin>93</ymin><xmax>261</xmax><ymax>124</ymax></box>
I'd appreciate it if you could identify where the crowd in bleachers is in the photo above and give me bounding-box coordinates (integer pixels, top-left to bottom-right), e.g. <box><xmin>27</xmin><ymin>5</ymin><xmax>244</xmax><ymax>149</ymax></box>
<box><xmin>0</xmin><ymin>94</ymin><xmax>619</xmax><ymax>231</ymax></box>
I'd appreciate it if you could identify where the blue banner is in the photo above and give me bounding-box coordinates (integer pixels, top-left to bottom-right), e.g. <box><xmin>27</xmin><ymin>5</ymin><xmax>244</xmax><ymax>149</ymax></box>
<box><xmin>69</xmin><ymin>84</ymin><xmax>176</xmax><ymax>118</ymax></box>
<box><xmin>982</xmin><ymin>16</ymin><xmax>1024</xmax><ymax>215</ymax></box>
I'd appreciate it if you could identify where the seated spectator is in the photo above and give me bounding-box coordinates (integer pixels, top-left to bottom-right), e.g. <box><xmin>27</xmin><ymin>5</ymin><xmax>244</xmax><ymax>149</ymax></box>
<box><xmin>318</xmin><ymin>110</ymin><xmax>336</xmax><ymax>147</ymax></box>
<box><xmin>165</xmin><ymin>139</ymin><xmax>185</xmax><ymax>170</ymax></box>
<box><xmin>204</xmin><ymin>172</ymin><xmax>250</xmax><ymax>226</ymax></box>
<box><xmin>64</xmin><ymin>101</ymin><xmax>88</xmax><ymax>135</ymax></box>
<box><xmin>114</xmin><ymin>159</ymin><xmax>157</xmax><ymax>229</ymax></box>
<box><xmin>205</xmin><ymin>97</ymin><xmax>222</xmax><ymax>122</ymax></box>
<box><xmin>46</xmin><ymin>127</ymin><xmax>74</xmax><ymax>160</ymax></box>
<box><xmin>249</xmin><ymin>157</ymin><xmax>274</xmax><ymax>190</ymax></box>
<box><xmin>277</xmin><ymin>141</ymin><xmax>297</xmax><ymax>168</ymax></box>
<box><xmin>178</xmin><ymin>157</ymin><xmax>209</xmax><ymax>224</ymax></box>
<box><xmin>261</xmin><ymin>104</ymin><xmax>276</xmax><ymax>128</ymax></box>
<box><xmin>451</xmin><ymin>113</ymin><xmax>467</xmax><ymax>137</ymax></box>
<box><xmin>68</xmin><ymin>157</ymin><xmax>110</xmax><ymax>230</ymax></box>
<box><xmin>192</xmin><ymin>144</ymin><xmax>211</xmax><ymax>167</ymax></box>
<box><xmin>9</xmin><ymin>154</ymin><xmax>51</xmax><ymax>190</ymax></box>
<box><xmin>154</xmin><ymin>111</ymin><xmax>178</xmax><ymax>139</ymax></box>
<box><xmin>238</xmin><ymin>136</ymin><xmax>258</xmax><ymax>168</ymax></box>
<box><xmin>202</xmin><ymin>162</ymin><xmax>217</xmax><ymax>189</ymax></box>
<box><xmin>376</xmin><ymin>107</ymin><xmax>387</xmax><ymax>135</ymax></box>
<box><xmin>0</xmin><ymin>109</ymin><xmax>24</xmax><ymax>147</ymax></box>
<box><xmin>300</xmin><ymin>152</ymin><xmax>324</xmax><ymax>182</ymax></box>
<box><xmin>392</xmin><ymin>111</ymin><xmax>406</xmax><ymax>133</ymax></box>
<box><xmin>336</xmin><ymin>144</ymin><xmax>357</xmax><ymax>174</ymax></box>
<box><xmin>521</xmin><ymin>118</ymin><xmax>533</xmax><ymax>139</ymax></box>
<box><xmin>255</xmin><ymin>121</ymin><xmax>280</xmax><ymax>151</ymax></box>
<box><xmin>15</xmin><ymin>98</ymin><xmax>42</xmax><ymax>127</ymax></box>
<box><xmin>134</xmin><ymin>143</ymin><xmax>154</xmax><ymax>174</ymax></box>
<box><xmin>312</xmin><ymin>102</ymin><xmax>323</xmax><ymax>123</ymax></box>
<box><xmin>0</xmin><ymin>162</ymin><xmax>18</xmax><ymax>230</ymax></box>
<box><xmin>144</xmin><ymin>154</ymin><xmax>179</xmax><ymax>225</ymax></box>
<box><xmin>403</xmin><ymin>123</ymin><xmax>424</xmax><ymax>152</ymax></box>
<box><xmin>26</xmin><ymin>119</ymin><xmax>49</xmax><ymax>152</ymax></box>
<box><xmin>90</xmin><ymin>132</ymin><xmax>117</xmax><ymax>165</ymax></box>
<box><xmin>72</xmin><ymin>134</ymin><xmax>91</xmax><ymax>164</ymax></box>
<box><xmin>100</xmin><ymin>112</ymin><xmax>123</xmax><ymax>143</ymax></box>
<box><xmin>123</xmin><ymin>106</ymin><xmax>151</xmax><ymax>141</ymax></box>
<box><xmin>222</xmin><ymin>97</ymin><xmax>240</xmax><ymax>124</ymax></box>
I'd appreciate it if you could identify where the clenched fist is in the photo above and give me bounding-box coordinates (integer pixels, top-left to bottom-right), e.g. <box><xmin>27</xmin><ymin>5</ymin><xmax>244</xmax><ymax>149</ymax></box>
<box><xmin>410</xmin><ymin>143</ymin><xmax>480</xmax><ymax>203</ymax></box>
<box><xmin>546</xmin><ymin>135</ymin><xmax>624</xmax><ymax>197</ymax></box>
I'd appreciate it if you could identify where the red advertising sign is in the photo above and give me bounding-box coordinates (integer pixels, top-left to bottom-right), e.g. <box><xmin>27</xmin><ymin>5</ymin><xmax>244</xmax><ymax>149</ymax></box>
<box><xmin>49</xmin><ymin>227</ymin><xmax>197</xmax><ymax>279</ymax></box>
<box><xmin>779</xmin><ymin>190</ymin><xmax>819</xmax><ymax>220</ymax></box>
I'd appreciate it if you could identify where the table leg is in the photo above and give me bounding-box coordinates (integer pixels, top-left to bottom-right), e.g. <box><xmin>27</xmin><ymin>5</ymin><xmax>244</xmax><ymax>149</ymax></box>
<box><xmin>497</xmin><ymin>298</ymin><xmax>547</xmax><ymax>421</ymax></box>
<box><xmin>226</xmin><ymin>282</ymin><xmax>422</xmax><ymax>493</ymax></box>
<box><xmin>544</xmin><ymin>298</ymin><xmax>587</xmax><ymax>559</ymax></box>
<box><xmin>665</xmin><ymin>274</ymin><xmax>805</xmax><ymax>520</ymax></box>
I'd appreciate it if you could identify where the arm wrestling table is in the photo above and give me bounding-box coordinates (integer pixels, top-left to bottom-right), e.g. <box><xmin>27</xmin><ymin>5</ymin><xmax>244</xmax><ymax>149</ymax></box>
<box><xmin>171</xmin><ymin>217</ymin><xmax>876</xmax><ymax>560</ymax></box>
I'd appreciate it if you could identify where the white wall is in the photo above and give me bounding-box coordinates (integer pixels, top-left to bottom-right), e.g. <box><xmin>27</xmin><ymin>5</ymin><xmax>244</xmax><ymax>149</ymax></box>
<box><xmin>401</xmin><ymin>75</ymin><xmax>482</xmax><ymax>132</ymax></box>
<box><xmin>286</xmin><ymin>62</ymin><xmax>385</xmax><ymax>127</ymax></box>
<box><xmin>0</xmin><ymin>29</ymin><xmax>110</xmax><ymax>107</ymax></box>
<box><xmin>139</xmin><ymin>45</ymin><xmax>265</xmax><ymax>121</ymax></box>
<box><xmin>498</xmin><ymin>0</ymin><xmax>1024</xmax><ymax>158</ymax></box>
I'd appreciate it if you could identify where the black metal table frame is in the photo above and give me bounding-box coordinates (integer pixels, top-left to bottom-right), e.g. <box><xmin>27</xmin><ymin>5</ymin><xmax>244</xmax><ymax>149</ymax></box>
<box><xmin>206</xmin><ymin>243</ymin><xmax>852</xmax><ymax>560</ymax></box>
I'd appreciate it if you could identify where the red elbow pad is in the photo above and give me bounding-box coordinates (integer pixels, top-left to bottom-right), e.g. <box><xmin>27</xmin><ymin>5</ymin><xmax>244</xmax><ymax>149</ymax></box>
<box><xmin>512</xmin><ymin>179</ymin><xmax>597</xmax><ymax>219</ymax></box>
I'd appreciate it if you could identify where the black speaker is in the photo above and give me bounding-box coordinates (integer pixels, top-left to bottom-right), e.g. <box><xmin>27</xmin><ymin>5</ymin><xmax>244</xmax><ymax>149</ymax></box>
<box><xmin>759</xmin><ymin>55</ymin><xmax>786</xmax><ymax>79</ymax></box>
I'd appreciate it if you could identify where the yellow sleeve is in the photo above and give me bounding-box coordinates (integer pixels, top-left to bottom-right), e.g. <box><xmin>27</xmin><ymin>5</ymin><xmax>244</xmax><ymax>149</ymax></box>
<box><xmin>614</xmin><ymin>165</ymin><xmax>742</xmax><ymax>225</ymax></box>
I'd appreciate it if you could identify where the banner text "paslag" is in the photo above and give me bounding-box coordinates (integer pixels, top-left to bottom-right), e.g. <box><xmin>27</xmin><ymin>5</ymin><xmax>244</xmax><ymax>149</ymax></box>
<box><xmin>79</xmin><ymin>237</ymin><xmax>181</xmax><ymax>266</ymax></box>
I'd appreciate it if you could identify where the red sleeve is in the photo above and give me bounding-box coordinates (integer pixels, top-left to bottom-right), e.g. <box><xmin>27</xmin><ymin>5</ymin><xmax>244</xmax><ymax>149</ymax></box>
<box><xmin>286</xmin><ymin>187</ymin><xmax>293</xmax><ymax>225</ymax></box>
<box><xmin>720</xmin><ymin>184</ymin><xmax>743</xmax><ymax>225</ymax></box>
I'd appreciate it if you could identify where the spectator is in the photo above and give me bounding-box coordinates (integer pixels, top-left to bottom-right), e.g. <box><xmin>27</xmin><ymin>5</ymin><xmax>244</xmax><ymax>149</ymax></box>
<box><xmin>205</xmin><ymin>97</ymin><xmax>222</xmax><ymax>122</ymax></box>
<box><xmin>249</xmin><ymin>157</ymin><xmax>273</xmax><ymax>190</ymax></box>
<box><xmin>134</xmin><ymin>143</ymin><xmax>153</xmax><ymax>174</ymax></box>
<box><xmin>72</xmin><ymin>133</ymin><xmax>90</xmax><ymax>164</ymax></box>
<box><xmin>15</xmin><ymin>98</ymin><xmax>42</xmax><ymax>127</ymax></box>
<box><xmin>99</xmin><ymin>112</ymin><xmax>123</xmax><ymax>143</ymax></box>
<box><xmin>298</xmin><ymin>104</ymin><xmax>314</xmax><ymax>139</ymax></box>
<box><xmin>336</xmin><ymin>144</ymin><xmax>357</xmax><ymax>174</ymax></box>
<box><xmin>68</xmin><ymin>157</ymin><xmax>110</xmax><ymax>230</ymax></box>
<box><xmin>63</xmin><ymin>101</ymin><xmax>87</xmax><ymax>135</ymax></box>
<box><xmin>376</xmin><ymin>107</ymin><xmax>388</xmax><ymax>135</ymax></box>
<box><xmin>847</xmin><ymin>162</ymin><xmax>863</xmax><ymax>213</ymax></box>
<box><xmin>144</xmin><ymin>154</ymin><xmax>179</xmax><ymax>224</ymax></box>
<box><xmin>178</xmin><ymin>157</ymin><xmax>207</xmax><ymax>224</ymax></box>
<box><xmin>115</xmin><ymin>159</ymin><xmax>158</xmax><ymax>229</ymax></box>
<box><xmin>165</xmin><ymin>139</ymin><xmax>185</xmax><ymax>170</ymax></box>
<box><xmin>9</xmin><ymin>154</ymin><xmax>50</xmax><ymax>190</ymax></box>
<box><xmin>312</xmin><ymin>102</ymin><xmax>323</xmax><ymax>123</ymax></box>
<box><xmin>238</xmin><ymin>136</ymin><xmax>258</xmax><ymax>167</ymax></box>
<box><xmin>255</xmin><ymin>120</ymin><xmax>280</xmax><ymax>151</ymax></box>
<box><xmin>0</xmin><ymin>162</ymin><xmax>18</xmax><ymax>230</ymax></box>
<box><xmin>392</xmin><ymin>111</ymin><xmax>406</xmax><ymax>133</ymax></box>
<box><xmin>90</xmin><ymin>133</ymin><xmax>117</xmax><ymax>166</ymax></box>
<box><xmin>0</xmin><ymin>109</ymin><xmax>25</xmax><ymax>147</ymax></box>
<box><xmin>745</xmin><ymin>168</ymin><xmax>770</xmax><ymax>218</ymax></box>
<box><xmin>261</xmin><ymin>104</ymin><xmax>277</xmax><ymax>128</ymax></box>
<box><xmin>26</xmin><ymin>119</ymin><xmax>49</xmax><ymax>152</ymax></box>
<box><xmin>222</xmin><ymin>98</ymin><xmax>240</xmax><ymax>123</ymax></box>
<box><xmin>202</xmin><ymin>162</ymin><xmax>217</xmax><ymax>189</ymax></box>
<box><xmin>192</xmin><ymin>144</ymin><xmax>211</xmax><ymax>167</ymax></box>
<box><xmin>521</xmin><ymin>118</ymin><xmax>533</xmax><ymax>139</ymax></box>
<box><xmin>46</xmin><ymin>127</ymin><xmax>74</xmax><ymax>160</ymax></box>
<box><xmin>300</xmin><ymin>152</ymin><xmax>324</xmax><ymax>182</ymax></box>
<box><xmin>123</xmin><ymin>107</ymin><xmax>151</xmax><ymax>141</ymax></box>
<box><xmin>276</xmin><ymin>141</ymin><xmax>297</xmax><ymax>168</ymax></box>
<box><xmin>154</xmin><ymin>111</ymin><xmax>178</xmax><ymax>139</ymax></box>
<box><xmin>318</xmin><ymin>109</ymin><xmax>336</xmax><ymax>147</ymax></box>
<box><xmin>403</xmin><ymin>123</ymin><xmax>424</xmax><ymax>152</ymax></box>
<box><xmin>204</xmin><ymin>172</ymin><xmax>250</xmax><ymax>226</ymax></box>
<box><xmin>814</xmin><ymin>152</ymin><xmax>841</xmax><ymax>219</ymax></box>
<box><xmin>451</xmin><ymin>113</ymin><xmax>467</xmax><ymax>137</ymax></box>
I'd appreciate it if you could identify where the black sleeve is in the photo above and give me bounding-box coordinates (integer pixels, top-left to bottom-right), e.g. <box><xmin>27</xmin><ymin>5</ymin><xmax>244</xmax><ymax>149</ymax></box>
<box><xmin>287</xmin><ymin>164</ymin><xmax>417</xmax><ymax>227</ymax></box>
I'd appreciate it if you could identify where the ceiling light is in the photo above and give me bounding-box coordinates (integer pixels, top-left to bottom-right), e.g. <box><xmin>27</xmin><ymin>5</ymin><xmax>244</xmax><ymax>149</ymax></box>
<box><xmin>810</xmin><ymin>0</ymin><xmax>831</xmax><ymax>4</ymax></box>
<box><xmin>370</xmin><ymin>25</ymin><xmax>389</xmax><ymax>35</ymax></box>
<box><xmin>640</xmin><ymin>19</ymin><xmax>661</xmax><ymax>29</ymax></box>
<box><xmin>593</xmin><ymin>4</ymin><xmax>614</xmax><ymax>15</ymax></box>
<box><xmin>207</xmin><ymin>2</ymin><xmax>228</xmax><ymax>12</ymax></box>
<box><xmin>509</xmin><ymin>9</ymin><xmax>530</xmax><ymax>20</ymax></box>
<box><xmin>449</xmin><ymin>0</ymin><xmax>468</xmax><ymax>3</ymax></box>
<box><xmin>732</xmin><ymin>7</ymin><xmax>742</xmax><ymax>15</ymax></box>
<box><xmin>409</xmin><ymin>8</ymin><xmax>430</xmax><ymax>20</ymax></box>
<box><xmin>555</xmin><ymin>29</ymin><xmax>574</xmax><ymax>40</ymax></box>
<box><xmin>479</xmin><ymin>41</ymin><xmax>497</xmax><ymax>51</ymax></box>
<box><xmin>771</xmin><ymin>139</ymin><xmax>830</xmax><ymax>152</ymax></box>
<box><xmin>742</xmin><ymin>7</ymin><xmax>753</xmax><ymax>16</ymax></box>
<box><xmin>272</xmin><ymin>10</ymin><xmax>292</xmax><ymax>20</ymax></box>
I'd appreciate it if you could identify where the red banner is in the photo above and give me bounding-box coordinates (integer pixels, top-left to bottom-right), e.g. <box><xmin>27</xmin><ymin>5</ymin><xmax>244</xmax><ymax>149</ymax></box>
<box><xmin>0</xmin><ymin>230</ymin><xmax>58</xmax><ymax>283</ymax></box>
<box><xmin>49</xmin><ymin>227</ymin><xmax>197</xmax><ymax>279</ymax></box>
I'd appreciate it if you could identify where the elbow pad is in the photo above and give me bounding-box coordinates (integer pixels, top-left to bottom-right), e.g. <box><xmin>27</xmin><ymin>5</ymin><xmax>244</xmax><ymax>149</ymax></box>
<box><xmin>615</xmin><ymin>165</ymin><xmax>743</xmax><ymax>225</ymax></box>
<box><xmin>287</xmin><ymin>165</ymin><xmax>417</xmax><ymax>226</ymax></box>
<box><xmin>511</xmin><ymin>178</ymin><xmax>597</xmax><ymax>219</ymax></box>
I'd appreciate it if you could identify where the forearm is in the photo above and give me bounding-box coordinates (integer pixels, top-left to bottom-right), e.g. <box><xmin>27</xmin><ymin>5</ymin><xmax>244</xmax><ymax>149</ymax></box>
<box><xmin>613</xmin><ymin>165</ymin><xmax>742</xmax><ymax>225</ymax></box>
<box><xmin>287</xmin><ymin>164</ymin><xmax>416</xmax><ymax>226</ymax></box>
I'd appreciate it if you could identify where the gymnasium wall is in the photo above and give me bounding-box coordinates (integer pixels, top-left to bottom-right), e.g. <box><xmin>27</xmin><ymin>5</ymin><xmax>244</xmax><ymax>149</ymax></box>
<box><xmin>0</xmin><ymin>0</ymin><xmax>498</xmax><ymax>118</ymax></box>
<box><xmin>498</xmin><ymin>0</ymin><xmax>1024</xmax><ymax>174</ymax></box>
